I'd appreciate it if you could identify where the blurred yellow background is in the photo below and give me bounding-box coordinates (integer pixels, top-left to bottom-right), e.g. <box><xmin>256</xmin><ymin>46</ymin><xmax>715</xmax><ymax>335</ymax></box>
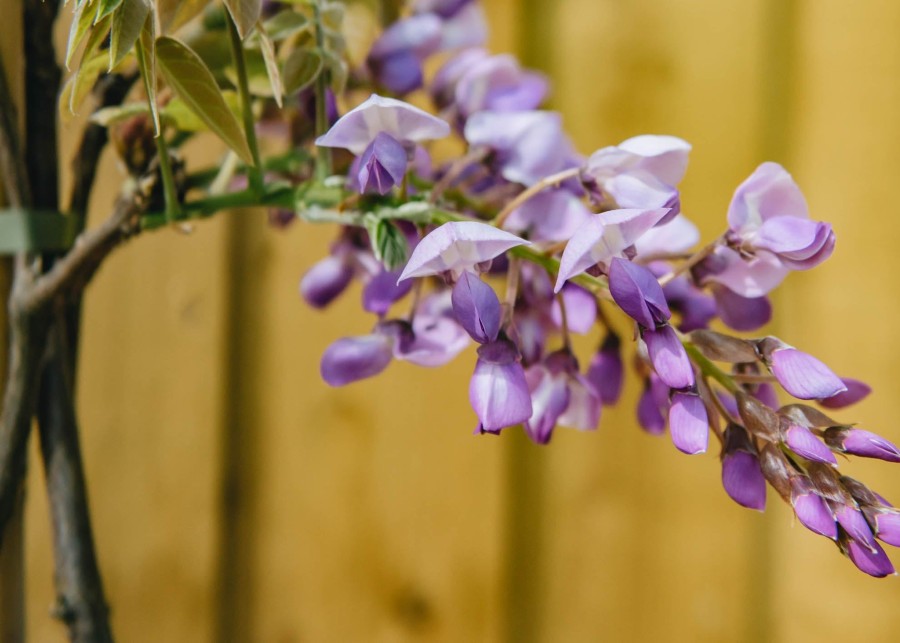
<box><xmin>9</xmin><ymin>0</ymin><xmax>900</xmax><ymax>641</ymax></box>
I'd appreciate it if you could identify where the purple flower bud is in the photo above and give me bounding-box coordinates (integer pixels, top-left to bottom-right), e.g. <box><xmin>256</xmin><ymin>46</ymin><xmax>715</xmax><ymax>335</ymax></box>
<box><xmin>636</xmin><ymin>375</ymin><xmax>669</xmax><ymax>435</ymax></box>
<box><xmin>785</xmin><ymin>424</ymin><xmax>837</xmax><ymax>465</ymax></box>
<box><xmin>555</xmin><ymin>208</ymin><xmax>671</xmax><ymax>291</ymax></box>
<box><xmin>369</xmin><ymin>50</ymin><xmax>426</xmax><ymax>95</ymax></box>
<box><xmin>362</xmin><ymin>269</ymin><xmax>413</xmax><ymax>316</ymax></box>
<box><xmin>869</xmin><ymin>509</ymin><xmax>900</xmax><ymax>547</ymax></box>
<box><xmin>550</xmin><ymin>284</ymin><xmax>597</xmax><ymax>335</ymax></box>
<box><xmin>451</xmin><ymin>271</ymin><xmax>501</xmax><ymax>343</ymax></box>
<box><xmin>766</xmin><ymin>346</ymin><xmax>846</xmax><ymax>400</ymax></box>
<box><xmin>455</xmin><ymin>54</ymin><xmax>548</xmax><ymax>117</ymax></box>
<box><xmin>643</xmin><ymin>324</ymin><xmax>694</xmax><ymax>390</ymax></box>
<box><xmin>658</xmin><ymin>272</ymin><xmax>716</xmax><ymax>333</ymax></box>
<box><xmin>833</xmin><ymin>503</ymin><xmax>878</xmax><ymax>552</ymax></box>
<box><xmin>845</xmin><ymin>539</ymin><xmax>895</xmax><ymax>578</ymax></box>
<box><xmin>586</xmin><ymin>333</ymin><xmax>624</xmax><ymax>405</ymax></box>
<box><xmin>721</xmin><ymin>425</ymin><xmax>766</xmax><ymax>511</ymax></box>
<box><xmin>790</xmin><ymin>477</ymin><xmax>837</xmax><ymax>539</ymax></box>
<box><xmin>316</xmin><ymin>94</ymin><xmax>450</xmax><ymax>155</ymax></box>
<box><xmin>357</xmin><ymin>132</ymin><xmax>408</xmax><ymax>195</ymax></box>
<box><xmin>366</xmin><ymin>14</ymin><xmax>442</xmax><ymax>94</ymax></box>
<box><xmin>754</xmin><ymin>383</ymin><xmax>780</xmax><ymax>410</ymax></box>
<box><xmin>320</xmin><ymin>334</ymin><xmax>394</xmax><ymax>386</ymax></box>
<box><xmin>431</xmin><ymin>48</ymin><xmax>489</xmax><ymax>108</ymax></box>
<box><xmin>300</xmin><ymin>255</ymin><xmax>354</xmax><ymax>309</ymax></box>
<box><xmin>823</xmin><ymin>427</ymin><xmax>900</xmax><ymax>463</ymax></box>
<box><xmin>523</xmin><ymin>363</ymin><xmax>570</xmax><ymax>444</ymax></box>
<box><xmin>608</xmin><ymin>257</ymin><xmax>671</xmax><ymax>329</ymax></box>
<box><xmin>713</xmin><ymin>287</ymin><xmax>772</xmax><ymax>332</ymax></box>
<box><xmin>818</xmin><ymin>378</ymin><xmax>872</xmax><ymax>409</ymax></box>
<box><xmin>668</xmin><ymin>392</ymin><xmax>708</xmax><ymax>455</ymax></box>
<box><xmin>399</xmin><ymin>221</ymin><xmax>530</xmax><ymax>282</ymax></box>
<box><xmin>470</xmin><ymin>338</ymin><xmax>532</xmax><ymax>433</ymax></box>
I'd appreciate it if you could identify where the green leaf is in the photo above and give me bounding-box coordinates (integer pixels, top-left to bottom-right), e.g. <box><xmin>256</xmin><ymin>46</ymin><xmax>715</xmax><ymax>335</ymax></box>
<box><xmin>136</xmin><ymin>13</ymin><xmax>161</xmax><ymax>134</ymax></box>
<box><xmin>322</xmin><ymin>49</ymin><xmax>347</xmax><ymax>94</ymax></box>
<box><xmin>110</xmin><ymin>0</ymin><xmax>150</xmax><ymax>69</ymax></box>
<box><xmin>223</xmin><ymin>0</ymin><xmax>262</xmax><ymax>39</ymax></box>
<box><xmin>61</xmin><ymin>51</ymin><xmax>109</xmax><ymax>114</ymax></box>
<box><xmin>282</xmin><ymin>47</ymin><xmax>322</xmax><ymax>94</ymax></box>
<box><xmin>155</xmin><ymin>36</ymin><xmax>253</xmax><ymax>164</ymax></box>
<box><xmin>262</xmin><ymin>10</ymin><xmax>310</xmax><ymax>41</ymax></box>
<box><xmin>255</xmin><ymin>20</ymin><xmax>284</xmax><ymax>107</ymax></box>
<box><xmin>65</xmin><ymin>2</ymin><xmax>98</xmax><ymax>69</ymax></box>
<box><xmin>90</xmin><ymin>102</ymin><xmax>154</xmax><ymax>126</ymax></box>
<box><xmin>157</xmin><ymin>0</ymin><xmax>213</xmax><ymax>33</ymax></box>
<box><xmin>365</xmin><ymin>217</ymin><xmax>409</xmax><ymax>271</ymax></box>
<box><xmin>94</xmin><ymin>0</ymin><xmax>124</xmax><ymax>23</ymax></box>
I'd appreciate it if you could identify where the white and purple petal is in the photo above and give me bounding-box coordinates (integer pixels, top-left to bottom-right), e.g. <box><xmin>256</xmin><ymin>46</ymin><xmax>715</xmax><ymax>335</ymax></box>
<box><xmin>668</xmin><ymin>392</ymin><xmax>708</xmax><ymax>455</ymax></box>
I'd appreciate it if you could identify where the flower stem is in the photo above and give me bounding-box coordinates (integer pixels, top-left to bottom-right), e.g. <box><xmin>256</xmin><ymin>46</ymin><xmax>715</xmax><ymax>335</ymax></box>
<box><xmin>136</xmin><ymin>38</ymin><xmax>180</xmax><ymax>221</ymax></box>
<box><xmin>227</xmin><ymin>13</ymin><xmax>264</xmax><ymax>195</ymax></box>
<box><xmin>683</xmin><ymin>342</ymin><xmax>740</xmax><ymax>394</ymax></box>
<box><xmin>658</xmin><ymin>234</ymin><xmax>724</xmax><ymax>286</ymax></box>
<box><xmin>492</xmin><ymin>167</ymin><xmax>581</xmax><ymax>228</ymax></box>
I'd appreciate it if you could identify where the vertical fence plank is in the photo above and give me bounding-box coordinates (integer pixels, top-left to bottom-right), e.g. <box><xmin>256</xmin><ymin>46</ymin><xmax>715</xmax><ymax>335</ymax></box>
<box><xmin>519</xmin><ymin>1</ymin><xmax>773</xmax><ymax>641</ymax></box>
<box><xmin>771</xmin><ymin>1</ymin><xmax>900</xmax><ymax>640</ymax></box>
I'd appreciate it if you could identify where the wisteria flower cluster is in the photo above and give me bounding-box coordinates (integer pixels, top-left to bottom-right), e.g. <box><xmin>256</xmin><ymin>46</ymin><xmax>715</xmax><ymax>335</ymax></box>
<box><xmin>65</xmin><ymin>0</ymin><xmax>900</xmax><ymax>581</ymax></box>
<box><xmin>292</xmin><ymin>0</ymin><xmax>900</xmax><ymax>577</ymax></box>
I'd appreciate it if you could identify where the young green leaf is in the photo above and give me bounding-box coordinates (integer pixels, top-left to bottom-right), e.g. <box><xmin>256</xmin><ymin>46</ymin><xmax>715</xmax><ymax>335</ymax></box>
<box><xmin>263</xmin><ymin>10</ymin><xmax>310</xmax><ymax>41</ymax></box>
<box><xmin>223</xmin><ymin>0</ymin><xmax>262</xmax><ymax>39</ymax></box>
<box><xmin>366</xmin><ymin>217</ymin><xmax>409</xmax><ymax>271</ymax></box>
<box><xmin>155</xmin><ymin>36</ymin><xmax>253</xmax><ymax>164</ymax></box>
<box><xmin>157</xmin><ymin>0</ymin><xmax>211</xmax><ymax>34</ymax></box>
<box><xmin>255</xmin><ymin>20</ymin><xmax>284</xmax><ymax>107</ymax></box>
<box><xmin>322</xmin><ymin>49</ymin><xmax>347</xmax><ymax>94</ymax></box>
<box><xmin>90</xmin><ymin>102</ymin><xmax>154</xmax><ymax>127</ymax></box>
<box><xmin>61</xmin><ymin>51</ymin><xmax>110</xmax><ymax>115</ymax></box>
<box><xmin>110</xmin><ymin>0</ymin><xmax>151</xmax><ymax>69</ymax></box>
<box><xmin>136</xmin><ymin>13</ymin><xmax>161</xmax><ymax>134</ymax></box>
<box><xmin>66</xmin><ymin>1</ymin><xmax>98</xmax><ymax>69</ymax></box>
<box><xmin>282</xmin><ymin>47</ymin><xmax>322</xmax><ymax>93</ymax></box>
<box><xmin>94</xmin><ymin>0</ymin><xmax>124</xmax><ymax>23</ymax></box>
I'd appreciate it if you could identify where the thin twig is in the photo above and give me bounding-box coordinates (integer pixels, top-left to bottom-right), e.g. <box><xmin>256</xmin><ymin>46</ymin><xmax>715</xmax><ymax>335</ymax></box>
<box><xmin>658</xmin><ymin>234</ymin><xmax>724</xmax><ymax>287</ymax></box>
<box><xmin>492</xmin><ymin>167</ymin><xmax>581</xmax><ymax>228</ymax></box>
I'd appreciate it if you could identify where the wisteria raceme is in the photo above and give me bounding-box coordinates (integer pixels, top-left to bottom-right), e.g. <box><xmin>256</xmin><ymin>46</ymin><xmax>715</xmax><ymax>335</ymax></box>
<box><xmin>281</xmin><ymin>0</ymin><xmax>900</xmax><ymax>577</ymax></box>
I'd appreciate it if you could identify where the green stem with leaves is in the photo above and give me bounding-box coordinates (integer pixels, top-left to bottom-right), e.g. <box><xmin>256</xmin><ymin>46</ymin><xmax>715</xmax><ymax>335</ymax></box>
<box><xmin>136</xmin><ymin>38</ymin><xmax>181</xmax><ymax>221</ymax></box>
<box><xmin>226</xmin><ymin>13</ymin><xmax>264</xmax><ymax>195</ymax></box>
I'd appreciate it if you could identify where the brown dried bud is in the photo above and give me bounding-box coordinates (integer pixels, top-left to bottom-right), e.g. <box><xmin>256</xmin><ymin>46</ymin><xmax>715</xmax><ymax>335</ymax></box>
<box><xmin>840</xmin><ymin>476</ymin><xmax>883</xmax><ymax>508</ymax></box>
<box><xmin>688</xmin><ymin>330</ymin><xmax>759</xmax><ymax>363</ymax></box>
<box><xmin>807</xmin><ymin>462</ymin><xmax>852</xmax><ymax>505</ymax></box>
<box><xmin>736</xmin><ymin>391</ymin><xmax>781</xmax><ymax>441</ymax></box>
<box><xmin>779</xmin><ymin>403</ymin><xmax>842</xmax><ymax>430</ymax></box>
<box><xmin>758</xmin><ymin>442</ymin><xmax>793</xmax><ymax>500</ymax></box>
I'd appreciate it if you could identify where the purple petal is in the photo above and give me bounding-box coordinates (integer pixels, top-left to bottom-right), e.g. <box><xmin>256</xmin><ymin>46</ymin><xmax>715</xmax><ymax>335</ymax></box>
<box><xmin>643</xmin><ymin>324</ymin><xmax>694</xmax><ymax>390</ymax></box>
<box><xmin>399</xmin><ymin>221</ymin><xmax>529</xmax><ymax>281</ymax></box>
<box><xmin>396</xmin><ymin>314</ymin><xmax>470</xmax><ymax>367</ymax></box>
<box><xmin>769</xmin><ymin>348</ymin><xmax>846</xmax><ymax>400</ymax></box>
<box><xmin>357</xmin><ymin>132</ymin><xmax>408</xmax><ymax>195</ymax></box>
<box><xmin>722</xmin><ymin>450</ymin><xmax>766</xmax><ymax>511</ymax></box>
<box><xmin>316</xmin><ymin>94</ymin><xmax>450</xmax><ymax>154</ymax></box>
<box><xmin>585</xmin><ymin>333</ymin><xmax>624</xmax><ymax>405</ymax></box>
<box><xmin>469</xmin><ymin>350</ymin><xmax>533</xmax><ymax>433</ymax></box>
<box><xmin>701</xmin><ymin>246</ymin><xmax>789</xmax><ymax>298</ymax></box>
<box><xmin>832</xmin><ymin>429</ymin><xmax>900</xmax><ymax>463</ymax></box>
<box><xmin>550</xmin><ymin>284</ymin><xmax>597</xmax><ymax>335</ymax></box>
<box><xmin>369</xmin><ymin>50</ymin><xmax>425</xmax><ymax>95</ymax></box>
<box><xmin>713</xmin><ymin>287</ymin><xmax>772</xmax><ymax>332</ymax></box>
<box><xmin>755</xmin><ymin>217</ymin><xmax>835</xmax><ymax>271</ymax></box>
<box><xmin>834</xmin><ymin>504</ymin><xmax>878</xmax><ymax>552</ymax></box>
<box><xmin>616</xmin><ymin>134</ymin><xmax>692</xmax><ymax>185</ymax></box>
<box><xmin>503</xmin><ymin>189</ymin><xmax>592</xmax><ymax>243</ymax></box>
<box><xmin>435</xmin><ymin>3</ymin><xmax>488</xmax><ymax>50</ymax></box>
<box><xmin>785</xmin><ymin>424</ymin><xmax>837</xmax><ymax>465</ymax></box>
<box><xmin>300</xmin><ymin>255</ymin><xmax>353</xmax><ymax>309</ymax></box>
<box><xmin>362</xmin><ymin>268</ymin><xmax>413</xmax><ymax>316</ymax></box>
<box><xmin>791</xmin><ymin>478</ymin><xmax>837</xmax><ymax>539</ymax></box>
<box><xmin>368</xmin><ymin>13</ymin><xmax>442</xmax><ymax>59</ymax></box>
<box><xmin>637</xmin><ymin>377</ymin><xmax>667</xmax><ymax>435</ymax></box>
<box><xmin>819</xmin><ymin>378</ymin><xmax>871</xmax><ymax>409</ymax></box>
<box><xmin>431</xmin><ymin>47</ymin><xmax>489</xmax><ymax>108</ymax></box>
<box><xmin>634</xmin><ymin>214</ymin><xmax>700</xmax><ymax>258</ymax></box>
<box><xmin>455</xmin><ymin>53</ymin><xmax>548</xmax><ymax>117</ymax></box>
<box><xmin>320</xmin><ymin>334</ymin><xmax>393</xmax><ymax>386</ymax></box>
<box><xmin>451</xmin><ymin>271</ymin><xmax>501</xmax><ymax>343</ymax></box>
<box><xmin>728</xmin><ymin>162</ymin><xmax>809</xmax><ymax>234</ymax></box>
<box><xmin>557</xmin><ymin>376</ymin><xmax>602</xmax><ymax>431</ymax></box>
<box><xmin>668</xmin><ymin>392</ymin><xmax>709</xmax><ymax>455</ymax></box>
<box><xmin>603</xmin><ymin>170</ymin><xmax>680</xmax><ymax>215</ymax></box>
<box><xmin>608</xmin><ymin>257</ymin><xmax>670</xmax><ymax>328</ymax></box>
<box><xmin>846</xmin><ymin>540</ymin><xmax>895</xmax><ymax>578</ymax></box>
<box><xmin>872</xmin><ymin>510</ymin><xmax>900</xmax><ymax>547</ymax></box>
<box><xmin>524</xmin><ymin>366</ymin><xmax>569</xmax><ymax>444</ymax></box>
<box><xmin>554</xmin><ymin>208</ymin><xmax>670</xmax><ymax>291</ymax></box>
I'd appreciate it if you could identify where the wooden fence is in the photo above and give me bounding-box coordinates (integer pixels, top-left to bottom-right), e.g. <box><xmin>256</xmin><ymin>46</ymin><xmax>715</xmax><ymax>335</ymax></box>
<box><xmin>11</xmin><ymin>0</ymin><xmax>900</xmax><ymax>640</ymax></box>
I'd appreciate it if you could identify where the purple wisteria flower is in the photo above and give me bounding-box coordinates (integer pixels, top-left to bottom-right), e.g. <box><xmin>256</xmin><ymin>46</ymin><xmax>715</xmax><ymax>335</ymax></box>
<box><xmin>454</xmin><ymin>53</ymin><xmax>549</xmax><ymax>117</ymax></box>
<box><xmin>502</xmin><ymin>189</ymin><xmax>592</xmax><ymax>243</ymax></box>
<box><xmin>451</xmin><ymin>271</ymin><xmax>501</xmax><ymax>343</ymax></box>
<box><xmin>784</xmin><ymin>424</ymin><xmax>837</xmax><ymax>465</ymax></box>
<box><xmin>582</xmin><ymin>135</ymin><xmax>691</xmax><ymax>217</ymax></box>
<box><xmin>668</xmin><ymin>392</ymin><xmax>709</xmax><ymax>455</ymax></box>
<box><xmin>320</xmin><ymin>333</ymin><xmax>395</xmax><ymax>386</ymax></box>
<box><xmin>721</xmin><ymin>424</ymin><xmax>766</xmax><ymax>511</ymax></box>
<box><xmin>464</xmin><ymin>110</ymin><xmax>579</xmax><ymax>186</ymax></box>
<box><xmin>586</xmin><ymin>333</ymin><xmax>624</xmax><ymax>406</ymax></box>
<box><xmin>366</xmin><ymin>14</ymin><xmax>442</xmax><ymax>94</ymax></box>
<box><xmin>398</xmin><ymin>221</ymin><xmax>529</xmax><ymax>281</ymax></box>
<box><xmin>554</xmin><ymin>208</ymin><xmax>671</xmax><ymax>291</ymax></box>
<box><xmin>758</xmin><ymin>339</ymin><xmax>846</xmax><ymax>400</ymax></box>
<box><xmin>823</xmin><ymin>428</ymin><xmax>900</xmax><ymax>463</ymax></box>
<box><xmin>523</xmin><ymin>350</ymin><xmax>601</xmax><ymax>444</ymax></box>
<box><xmin>471</xmin><ymin>338</ymin><xmax>532</xmax><ymax>434</ymax></box>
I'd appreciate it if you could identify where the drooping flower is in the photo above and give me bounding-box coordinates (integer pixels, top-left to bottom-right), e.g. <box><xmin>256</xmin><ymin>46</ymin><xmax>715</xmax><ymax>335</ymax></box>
<box><xmin>398</xmin><ymin>221</ymin><xmax>530</xmax><ymax>282</ymax></box>
<box><xmin>470</xmin><ymin>337</ymin><xmax>533</xmax><ymax>434</ymax></box>
<box><xmin>523</xmin><ymin>349</ymin><xmax>601</xmax><ymax>444</ymax></box>
<box><xmin>451</xmin><ymin>271</ymin><xmax>501</xmax><ymax>343</ymax></box>
<box><xmin>357</xmin><ymin>132</ymin><xmax>409</xmax><ymax>195</ymax></box>
<box><xmin>585</xmin><ymin>333</ymin><xmax>624</xmax><ymax>405</ymax></box>
<box><xmin>554</xmin><ymin>208</ymin><xmax>671</xmax><ymax>291</ymax></box>
<box><xmin>582</xmin><ymin>135</ymin><xmax>691</xmax><ymax>218</ymax></box>
<box><xmin>320</xmin><ymin>334</ymin><xmax>395</xmax><ymax>386</ymax></box>
<box><xmin>300</xmin><ymin>254</ymin><xmax>355</xmax><ymax>309</ymax></box>
<box><xmin>844</xmin><ymin>538</ymin><xmax>895</xmax><ymax>578</ymax></box>
<box><xmin>790</xmin><ymin>476</ymin><xmax>837</xmax><ymax>539</ymax></box>
<box><xmin>668</xmin><ymin>392</ymin><xmax>708</xmax><ymax>455</ymax></box>
<box><xmin>607</xmin><ymin>257</ymin><xmax>671</xmax><ymax>329</ymax></box>
<box><xmin>454</xmin><ymin>53</ymin><xmax>548</xmax><ymax>117</ymax></box>
<box><xmin>362</xmin><ymin>268</ymin><xmax>413</xmax><ymax>316</ymax></box>
<box><xmin>643</xmin><ymin>324</ymin><xmax>694</xmax><ymax>390</ymax></box>
<box><xmin>757</xmin><ymin>339</ymin><xmax>846</xmax><ymax>400</ymax></box>
<box><xmin>721</xmin><ymin>424</ymin><xmax>766</xmax><ymax>511</ymax></box>
<box><xmin>823</xmin><ymin>428</ymin><xmax>900</xmax><ymax>463</ymax></box>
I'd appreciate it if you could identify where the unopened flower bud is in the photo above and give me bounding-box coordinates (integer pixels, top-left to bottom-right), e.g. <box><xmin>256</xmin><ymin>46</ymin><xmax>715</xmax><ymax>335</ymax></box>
<box><xmin>668</xmin><ymin>392</ymin><xmax>708</xmax><ymax>455</ymax></box>
<box><xmin>823</xmin><ymin>427</ymin><xmax>900</xmax><ymax>463</ymax></box>
<box><xmin>721</xmin><ymin>424</ymin><xmax>766</xmax><ymax>511</ymax></box>
<box><xmin>790</xmin><ymin>477</ymin><xmax>837</xmax><ymax>540</ymax></box>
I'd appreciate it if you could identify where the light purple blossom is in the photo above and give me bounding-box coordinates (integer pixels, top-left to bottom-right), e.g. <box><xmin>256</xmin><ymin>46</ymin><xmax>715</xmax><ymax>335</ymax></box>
<box><xmin>764</xmin><ymin>344</ymin><xmax>846</xmax><ymax>400</ymax></box>
<box><xmin>790</xmin><ymin>477</ymin><xmax>837</xmax><ymax>539</ymax></box>
<box><xmin>320</xmin><ymin>334</ymin><xmax>394</xmax><ymax>386</ymax></box>
<box><xmin>395</xmin><ymin>312</ymin><xmax>470</xmax><ymax>367</ymax></box>
<box><xmin>555</xmin><ymin>208</ymin><xmax>671</xmax><ymax>291</ymax></box>
<box><xmin>586</xmin><ymin>333</ymin><xmax>624</xmax><ymax>405</ymax></box>
<box><xmin>712</xmin><ymin>286</ymin><xmax>772</xmax><ymax>331</ymax></box>
<box><xmin>607</xmin><ymin>257</ymin><xmax>671</xmax><ymax>329</ymax></box>
<box><xmin>366</xmin><ymin>14</ymin><xmax>442</xmax><ymax>94</ymax></box>
<box><xmin>823</xmin><ymin>428</ymin><xmax>900</xmax><ymax>463</ymax></box>
<box><xmin>523</xmin><ymin>350</ymin><xmax>601</xmax><ymax>444</ymax></box>
<box><xmin>431</xmin><ymin>48</ymin><xmax>490</xmax><ymax>109</ymax></box>
<box><xmin>399</xmin><ymin>221</ymin><xmax>529</xmax><ymax>282</ymax></box>
<box><xmin>784</xmin><ymin>424</ymin><xmax>837</xmax><ymax>465</ymax></box>
<box><xmin>637</xmin><ymin>375</ymin><xmax>669</xmax><ymax>435</ymax></box>
<box><xmin>633</xmin><ymin>214</ymin><xmax>700</xmax><ymax>259</ymax></box>
<box><xmin>470</xmin><ymin>338</ymin><xmax>533</xmax><ymax>434</ymax></box>
<box><xmin>454</xmin><ymin>53</ymin><xmax>548</xmax><ymax>117</ymax></box>
<box><xmin>643</xmin><ymin>324</ymin><xmax>694</xmax><ymax>390</ymax></box>
<box><xmin>316</xmin><ymin>94</ymin><xmax>450</xmax><ymax>155</ymax></box>
<box><xmin>819</xmin><ymin>378</ymin><xmax>871</xmax><ymax>409</ymax></box>
<box><xmin>362</xmin><ymin>268</ymin><xmax>413</xmax><ymax>316</ymax></box>
<box><xmin>668</xmin><ymin>392</ymin><xmax>708</xmax><ymax>455</ymax></box>
<box><xmin>550</xmin><ymin>284</ymin><xmax>597</xmax><ymax>334</ymax></box>
<box><xmin>582</xmin><ymin>135</ymin><xmax>691</xmax><ymax>219</ymax></box>
<box><xmin>503</xmin><ymin>189</ymin><xmax>592</xmax><ymax>243</ymax></box>
<box><xmin>357</xmin><ymin>132</ymin><xmax>408</xmax><ymax>195</ymax></box>
<box><xmin>464</xmin><ymin>110</ymin><xmax>579</xmax><ymax>186</ymax></box>
<box><xmin>300</xmin><ymin>254</ymin><xmax>354</xmax><ymax>309</ymax></box>
<box><xmin>845</xmin><ymin>539</ymin><xmax>895</xmax><ymax>578</ymax></box>
<box><xmin>700</xmin><ymin>246</ymin><xmax>789</xmax><ymax>298</ymax></box>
